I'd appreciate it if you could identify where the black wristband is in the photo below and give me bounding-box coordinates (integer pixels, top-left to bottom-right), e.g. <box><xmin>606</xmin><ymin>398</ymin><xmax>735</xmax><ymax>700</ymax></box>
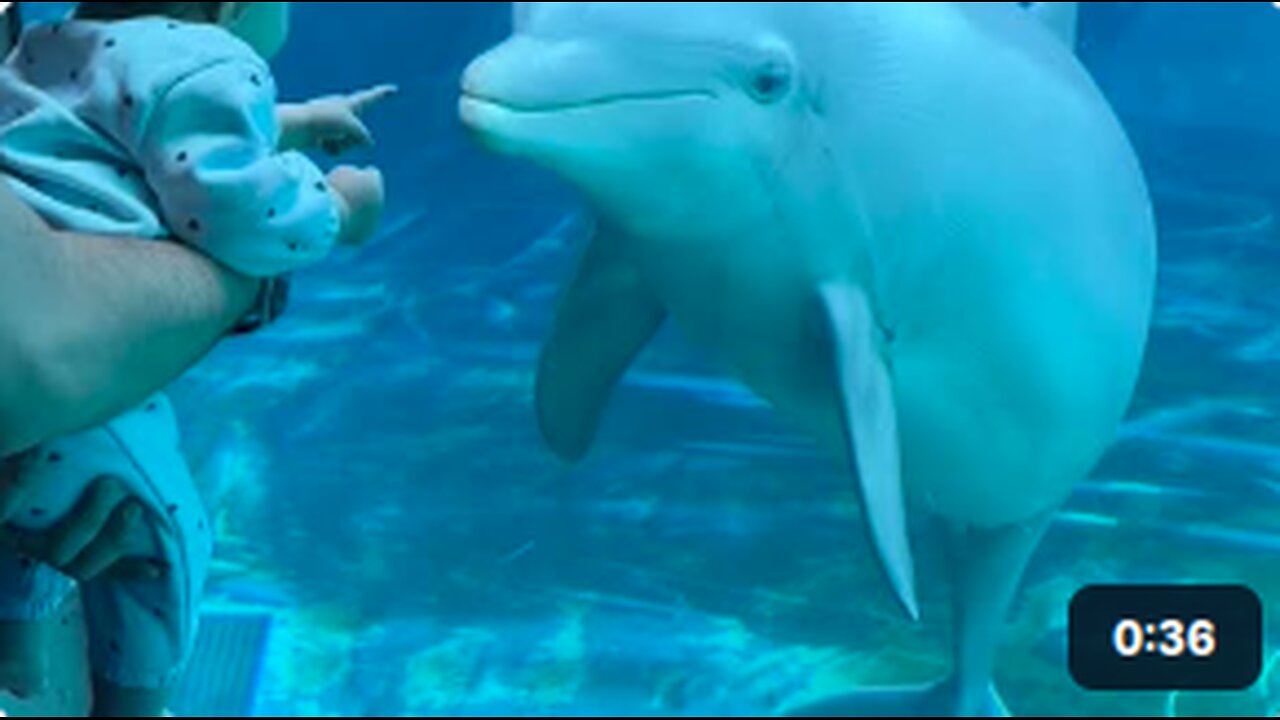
<box><xmin>232</xmin><ymin>275</ymin><xmax>291</xmax><ymax>336</ymax></box>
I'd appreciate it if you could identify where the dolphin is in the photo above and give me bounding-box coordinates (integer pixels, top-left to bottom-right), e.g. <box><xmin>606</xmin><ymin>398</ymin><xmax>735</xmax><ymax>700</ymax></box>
<box><xmin>512</xmin><ymin>1</ymin><xmax>534</xmax><ymax>31</ymax></box>
<box><xmin>462</xmin><ymin>2</ymin><xmax>1156</xmax><ymax>715</ymax></box>
<box><xmin>514</xmin><ymin>2</ymin><xmax>1081</xmax><ymax>44</ymax></box>
<box><xmin>1023</xmin><ymin>2</ymin><xmax>1079</xmax><ymax>48</ymax></box>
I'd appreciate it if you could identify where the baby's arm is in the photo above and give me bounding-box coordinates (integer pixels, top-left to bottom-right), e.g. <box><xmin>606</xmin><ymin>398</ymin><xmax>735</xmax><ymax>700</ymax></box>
<box><xmin>275</xmin><ymin>102</ymin><xmax>313</xmax><ymax>154</ymax></box>
<box><xmin>277</xmin><ymin>85</ymin><xmax>397</xmax><ymax>156</ymax></box>
<box><xmin>327</xmin><ymin>166</ymin><xmax>384</xmax><ymax>247</ymax></box>
<box><xmin>136</xmin><ymin>60</ymin><xmax>364</xmax><ymax>278</ymax></box>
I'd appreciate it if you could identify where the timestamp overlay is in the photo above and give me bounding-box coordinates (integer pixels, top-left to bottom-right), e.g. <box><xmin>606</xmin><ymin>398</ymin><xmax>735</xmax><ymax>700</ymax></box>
<box><xmin>1070</xmin><ymin>585</ymin><xmax>1263</xmax><ymax>691</ymax></box>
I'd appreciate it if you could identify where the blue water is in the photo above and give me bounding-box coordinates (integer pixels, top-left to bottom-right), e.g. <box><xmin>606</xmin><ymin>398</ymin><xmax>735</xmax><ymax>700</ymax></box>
<box><xmin>9</xmin><ymin>2</ymin><xmax>1280</xmax><ymax>717</ymax></box>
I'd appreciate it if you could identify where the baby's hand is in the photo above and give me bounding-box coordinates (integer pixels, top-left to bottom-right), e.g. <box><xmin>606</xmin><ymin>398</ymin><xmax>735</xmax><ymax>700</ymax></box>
<box><xmin>289</xmin><ymin>85</ymin><xmax>398</xmax><ymax>157</ymax></box>
<box><xmin>328</xmin><ymin>166</ymin><xmax>385</xmax><ymax>247</ymax></box>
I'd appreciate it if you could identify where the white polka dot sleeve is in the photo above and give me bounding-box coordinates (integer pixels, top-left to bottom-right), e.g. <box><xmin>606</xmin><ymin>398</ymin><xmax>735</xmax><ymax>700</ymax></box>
<box><xmin>137</xmin><ymin>58</ymin><xmax>342</xmax><ymax>279</ymax></box>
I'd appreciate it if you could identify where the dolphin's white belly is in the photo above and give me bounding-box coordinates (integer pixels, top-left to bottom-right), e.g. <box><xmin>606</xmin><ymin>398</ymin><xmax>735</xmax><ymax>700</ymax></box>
<box><xmin>645</xmin><ymin>250</ymin><xmax>1130</xmax><ymax>529</ymax></box>
<box><xmin>643</xmin><ymin>251</ymin><xmax>1011</xmax><ymax>527</ymax></box>
<box><xmin>636</xmin><ymin>156</ymin><xmax>1153</xmax><ymax>530</ymax></box>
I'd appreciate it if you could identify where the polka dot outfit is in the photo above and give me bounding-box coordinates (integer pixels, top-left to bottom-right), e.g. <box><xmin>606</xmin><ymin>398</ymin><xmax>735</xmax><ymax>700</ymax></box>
<box><xmin>0</xmin><ymin>396</ymin><xmax>210</xmax><ymax>690</ymax></box>
<box><xmin>0</xmin><ymin>18</ymin><xmax>340</xmax><ymax>689</ymax></box>
<box><xmin>0</xmin><ymin>18</ymin><xmax>341</xmax><ymax>273</ymax></box>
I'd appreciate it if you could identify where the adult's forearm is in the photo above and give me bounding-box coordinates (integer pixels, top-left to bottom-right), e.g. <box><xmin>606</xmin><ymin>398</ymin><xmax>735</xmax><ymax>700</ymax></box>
<box><xmin>0</xmin><ymin>190</ymin><xmax>257</xmax><ymax>454</ymax></box>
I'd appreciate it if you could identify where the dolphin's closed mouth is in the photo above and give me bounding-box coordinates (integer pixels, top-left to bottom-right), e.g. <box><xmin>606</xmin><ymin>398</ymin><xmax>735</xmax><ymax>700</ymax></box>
<box><xmin>460</xmin><ymin>88</ymin><xmax>718</xmax><ymax>114</ymax></box>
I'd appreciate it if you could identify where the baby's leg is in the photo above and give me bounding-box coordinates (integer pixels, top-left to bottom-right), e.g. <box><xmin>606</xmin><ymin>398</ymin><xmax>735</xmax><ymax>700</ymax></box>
<box><xmin>81</xmin><ymin>515</ymin><xmax>208</xmax><ymax>717</ymax></box>
<box><xmin>0</xmin><ymin>520</ymin><xmax>79</xmax><ymax>700</ymax></box>
<box><xmin>77</xmin><ymin>395</ymin><xmax>212</xmax><ymax>718</ymax></box>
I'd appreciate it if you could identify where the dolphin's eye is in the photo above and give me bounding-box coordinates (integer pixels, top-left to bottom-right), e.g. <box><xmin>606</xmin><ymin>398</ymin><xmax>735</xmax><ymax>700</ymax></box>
<box><xmin>748</xmin><ymin>61</ymin><xmax>792</xmax><ymax>104</ymax></box>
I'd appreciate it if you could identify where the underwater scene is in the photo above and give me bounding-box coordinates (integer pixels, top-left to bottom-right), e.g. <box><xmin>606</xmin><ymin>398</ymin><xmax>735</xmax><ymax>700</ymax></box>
<box><xmin>4</xmin><ymin>1</ymin><xmax>1280</xmax><ymax>717</ymax></box>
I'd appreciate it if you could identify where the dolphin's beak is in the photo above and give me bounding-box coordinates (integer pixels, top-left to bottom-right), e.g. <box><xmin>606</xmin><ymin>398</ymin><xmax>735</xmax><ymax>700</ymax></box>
<box><xmin>459</xmin><ymin>36</ymin><xmax>563</xmax><ymax>141</ymax></box>
<box><xmin>460</xmin><ymin>36</ymin><xmax>717</xmax><ymax>154</ymax></box>
<box><xmin>459</xmin><ymin>37</ymin><xmax>564</xmax><ymax>157</ymax></box>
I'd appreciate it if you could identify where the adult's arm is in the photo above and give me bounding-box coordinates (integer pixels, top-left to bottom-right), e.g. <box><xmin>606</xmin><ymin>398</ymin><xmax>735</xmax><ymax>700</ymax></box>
<box><xmin>0</xmin><ymin>185</ymin><xmax>258</xmax><ymax>455</ymax></box>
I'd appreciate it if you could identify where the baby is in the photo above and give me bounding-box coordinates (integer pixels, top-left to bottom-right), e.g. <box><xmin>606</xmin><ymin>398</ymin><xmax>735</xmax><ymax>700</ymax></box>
<box><xmin>0</xmin><ymin>1</ymin><xmax>390</xmax><ymax>715</ymax></box>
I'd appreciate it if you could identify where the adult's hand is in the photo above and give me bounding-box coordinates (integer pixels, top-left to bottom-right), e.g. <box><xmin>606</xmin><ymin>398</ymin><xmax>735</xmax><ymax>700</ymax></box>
<box><xmin>0</xmin><ymin>462</ymin><xmax>164</xmax><ymax>583</ymax></box>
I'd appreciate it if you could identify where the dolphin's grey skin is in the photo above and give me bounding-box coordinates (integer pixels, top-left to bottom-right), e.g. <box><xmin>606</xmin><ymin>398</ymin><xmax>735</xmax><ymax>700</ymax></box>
<box><xmin>463</xmin><ymin>3</ymin><xmax>1155</xmax><ymax>715</ymax></box>
<box><xmin>515</xmin><ymin>2</ymin><xmax>1081</xmax><ymax>45</ymax></box>
<box><xmin>1025</xmin><ymin>2</ymin><xmax>1080</xmax><ymax>47</ymax></box>
<box><xmin>512</xmin><ymin>1</ymin><xmax>534</xmax><ymax>31</ymax></box>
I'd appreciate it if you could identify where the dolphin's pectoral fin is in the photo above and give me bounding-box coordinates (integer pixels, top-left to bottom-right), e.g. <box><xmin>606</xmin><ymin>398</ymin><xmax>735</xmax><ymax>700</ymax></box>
<box><xmin>781</xmin><ymin>683</ymin><xmax>1009</xmax><ymax>718</ymax></box>
<box><xmin>536</xmin><ymin>223</ymin><xmax>667</xmax><ymax>464</ymax></box>
<box><xmin>816</xmin><ymin>283</ymin><xmax>918</xmax><ymax>621</ymax></box>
